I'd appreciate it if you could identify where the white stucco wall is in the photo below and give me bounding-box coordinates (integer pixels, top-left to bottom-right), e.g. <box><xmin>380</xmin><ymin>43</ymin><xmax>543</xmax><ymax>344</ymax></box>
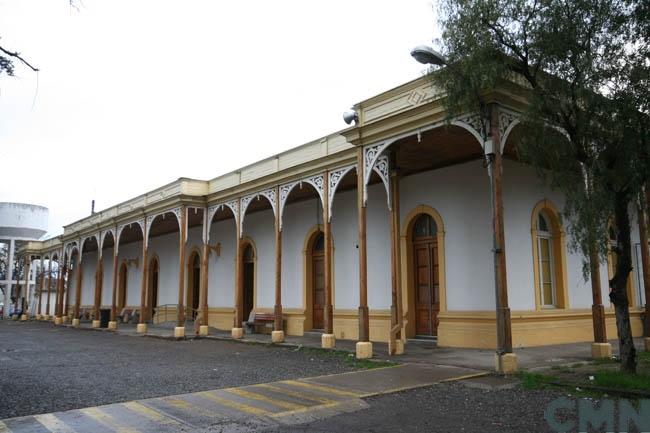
<box><xmin>80</xmin><ymin>251</ymin><xmax>97</xmax><ymax>306</ymax></box>
<box><xmin>281</xmin><ymin>196</ymin><xmax>323</xmax><ymax>309</ymax></box>
<box><xmin>208</xmin><ymin>218</ymin><xmax>237</xmax><ymax>307</ymax></box>
<box><xmin>242</xmin><ymin>208</ymin><xmax>275</xmax><ymax>309</ymax></box>
<box><xmin>331</xmin><ymin>188</ymin><xmax>359</xmax><ymax>310</ymax></box>
<box><xmin>400</xmin><ymin>160</ymin><xmax>495</xmax><ymax>311</ymax></box>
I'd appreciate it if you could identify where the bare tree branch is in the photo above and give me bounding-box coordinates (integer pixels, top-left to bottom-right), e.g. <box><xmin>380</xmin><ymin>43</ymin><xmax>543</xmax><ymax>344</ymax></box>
<box><xmin>0</xmin><ymin>45</ymin><xmax>39</xmax><ymax>72</ymax></box>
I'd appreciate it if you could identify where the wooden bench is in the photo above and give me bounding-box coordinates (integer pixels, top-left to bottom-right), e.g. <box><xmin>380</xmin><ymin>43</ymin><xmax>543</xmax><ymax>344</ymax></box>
<box><xmin>245</xmin><ymin>312</ymin><xmax>277</xmax><ymax>334</ymax></box>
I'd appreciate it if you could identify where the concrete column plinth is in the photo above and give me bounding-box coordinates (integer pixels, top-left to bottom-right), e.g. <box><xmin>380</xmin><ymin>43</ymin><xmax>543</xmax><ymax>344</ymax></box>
<box><xmin>356</xmin><ymin>341</ymin><xmax>373</xmax><ymax>359</ymax></box>
<box><xmin>20</xmin><ymin>314</ymin><xmax>28</xmax><ymax>322</ymax></box>
<box><xmin>43</xmin><ymin>314</ymin><xmax>50</xmax><ymax>321</ymax></box>
<box><xmin>644</xmin><ymin>337</ymin><xmax>650</xmax><ymax>352</ymax></box>
<box><xmin>495</xmin><ymin>352</ymin><xmax>518</xmax><ymax>374</ymax></box>
<box><xmin>321</xmin><ymin>333</ymin><xmax>336</xmax><ymax>349</ymax></box>
<box><xmin>107</xmin><ymin>321</ymin><xmax>117</xmax><ymax>331</ymax></box>
<box><xmin>271</xmin><ymin>330</ymin><xmax>284</xmax><ymax>343</ymax></box>
<box><xmin>91</xmin><ymin>320</ymin><xmax>100</xmax><ymax>328</ymax></box>
<box><xmin>591</xmin><ymin>342</ymin><xmax>612</xmax><ymax>359</ymax></box>
<box><xmin>12</xmin><ymin>315</ymin><xmax>18</xmax><ymax>321</ymax></box>
<box><xmin>35</xmin><ymin>314</ymin><xmax>42</xmax><ymax>321</ymax></box>
<box><xmin>54</xmin><ymin>316</ymin><xmax>62</xmax><ymax>325</ymax></box>
<box><xmin>199</xmin><ymin>325</ymin><xmax>209</xmax><ymax>336</ymax></box>
<box><xmin>62</xmin><ymin>316</ymin><xmax>68</xmax><ymax>324</ymax></box>
<box><xmin>389</xmin><ymin>339</ymin><xmax>405</xmax><ymax>355</ymax></box>
<box><xmin>231</xmin><ymin>327</ymin><xmax>243</xmax><ymax>339</ymax></box>
<box><xmin>71</xmin><ymin>318</ymin><xmax>80</xmax><ymax>327</ymax></box>
<box><xmin>173</xmin><ymin>326</ymin><xmax>185</xmax><ymax>339</ymax></box>
<box><xmin>136</xmin><ymin>323</ymin><xmax>147</xmax><ymax>334</ymax></box>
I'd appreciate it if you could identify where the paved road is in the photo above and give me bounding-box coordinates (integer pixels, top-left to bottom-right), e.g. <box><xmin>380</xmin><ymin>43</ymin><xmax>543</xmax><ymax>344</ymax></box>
<box><xmin>1</xmin><ymin>362</ymin><xmax>487</xmax><ymax>432</ymax></box>
<box><xmin>0</xmin><ymin>321</ymin><xmax>362</xmax><ymax>418</ymax></box>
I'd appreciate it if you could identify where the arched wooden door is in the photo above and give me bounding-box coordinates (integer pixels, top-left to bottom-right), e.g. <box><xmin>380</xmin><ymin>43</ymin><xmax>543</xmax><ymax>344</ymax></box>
<box><xmin>311</xmin><ymin>232</ymin><xmax>325</xmax><ymax>330</ymax></box>
<box><xmin>118</xmin><ymin>263</ymin><xmax>128</xmax><ymax>312</ymax></box>
<box><xmin>148</xmin><ymin>257</ymin><xmax>159</xmax><ymax>321</ymax></box>
<box><xmin>187</xmin><ymin>252</ymin><xmax>201</xmax><ymax>320</ymax></box>
<box><xmin>412</xmin><ymin>214</ymin><xmax>440</xmax><ymax>337</ymax></box>
<box><xmin>242</xmin><ymin>244</ymin><xmax>255</xmax><ymax>321</ymax></box>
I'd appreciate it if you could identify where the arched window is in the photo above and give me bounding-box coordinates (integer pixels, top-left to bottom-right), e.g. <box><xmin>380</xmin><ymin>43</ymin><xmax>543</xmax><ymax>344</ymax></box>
<box><xmin>537</xmin><ymin>212</ymin><xmax>556</xmax><ymax>307</ymax></box>
<box><xmin>413</xmin><ymin>214</ymin><xmax>437</xmax><ymax>239</ymax></box>
<box><xmin>531</xmin><ymin>201</ymin><xmax>568</xmax><ymax>309</ymax></box>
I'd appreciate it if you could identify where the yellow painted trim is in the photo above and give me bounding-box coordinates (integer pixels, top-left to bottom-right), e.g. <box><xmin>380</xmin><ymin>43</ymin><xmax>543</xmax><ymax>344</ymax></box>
<box><xmin>531</xmin><ymin>199</ymin><xmax>569</xmax><ymax>310</ymax></box>
<box><xmin>401</xmin><ymin>205</ymin><xmax>446</xmax><ymax>338</ymax></box>
<box><xmin>436</xmin><ymin>308</ymin><xmax>645</xmax><ymax>349</ymax></box>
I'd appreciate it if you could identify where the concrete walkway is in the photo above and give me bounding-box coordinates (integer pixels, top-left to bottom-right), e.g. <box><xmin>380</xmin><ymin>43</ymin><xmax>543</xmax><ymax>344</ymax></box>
<box><xmin>60</xmin><ymin>319</ymin><xmax>642</xmax><ymax>371</ymax></box>
<box><xmin>0</xmin><ymin>363</ymin><xmax>485</xmax><ymax>433</ymax></box>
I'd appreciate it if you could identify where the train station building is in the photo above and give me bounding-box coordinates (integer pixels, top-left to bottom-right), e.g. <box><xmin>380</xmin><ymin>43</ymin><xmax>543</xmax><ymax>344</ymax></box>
<box><xmin>18</xmin><ymin>75</ymin><xmax>648</xmax><ymax>369</ymax></box>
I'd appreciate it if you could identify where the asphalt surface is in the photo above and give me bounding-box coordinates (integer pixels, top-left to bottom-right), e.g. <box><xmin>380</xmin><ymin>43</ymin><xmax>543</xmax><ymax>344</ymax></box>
<box><xmin>0</xmin><ymin>321</ymin><xmax>360</xmax><ymax>419</ymax></box>
<box><xmin>257</xmin><ymin>382</ymin><xmax>567</xmax><ymax>433</ymax></box>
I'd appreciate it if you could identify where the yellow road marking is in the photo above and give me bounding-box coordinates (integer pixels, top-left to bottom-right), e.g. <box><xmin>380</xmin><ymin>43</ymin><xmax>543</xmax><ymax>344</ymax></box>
<box><xmin>34</xmin><ymin>413</ymin><xmax>77</xmax><ymax>432</ymax></box>
<box><xmin>0</xmin><ymin>421</ymin><xmax>10</xmax><ymax>433</ymax></box>
<box><xmin>253</xmin><ymin>383</ymin><xmax>335</xmax><ymax>404</ymax></box>
<box><xmin>197</xmin><ymin>391</ymin><xmax>271</xmax><ymax>416</ymax></box>
<box><xmin>80</xmin><ymin>407</ymin><xmax>140</xmax><ymax>433</ymax></box>
<box><xmin>224</xmin><ymin>388</ymin><xmax>305</xmax><ymax>411</ymax></box>
<box><xmin>163</xmin><ymin>397</ymin><xmax>222</xmax><ymax>419</ymax></box>
<box><xmin>269</xmin><ymin>402</ymin><xmax>341</xmax><ymax>418</ymax></box>
<box><xmin>122</xmin><ymin>401</ymin><xmax>180</xmax><ymax>426</ymax></box>
<box><xmin>281</xmin><ymin>380</ymin><xmax>361</xmax><ymax>398</ymax></box>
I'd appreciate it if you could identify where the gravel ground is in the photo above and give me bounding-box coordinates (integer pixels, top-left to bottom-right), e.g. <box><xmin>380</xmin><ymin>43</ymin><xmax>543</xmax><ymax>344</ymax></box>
<box><xmin>258</xmin><ymin>382</ymin><xmax>570</xmax><ymax>433</ymax></box>
<box><xmin>0</xmin><ymin>321</ymin><xmax>360</xmax><ymax>418</ymax></box>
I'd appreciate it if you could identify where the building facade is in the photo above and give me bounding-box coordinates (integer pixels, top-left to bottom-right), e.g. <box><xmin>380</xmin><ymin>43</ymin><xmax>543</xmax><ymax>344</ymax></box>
<box><xmin>19</xmin><ymin>76</ymin><xmax>648</xmax><ymax>361</ymax></box>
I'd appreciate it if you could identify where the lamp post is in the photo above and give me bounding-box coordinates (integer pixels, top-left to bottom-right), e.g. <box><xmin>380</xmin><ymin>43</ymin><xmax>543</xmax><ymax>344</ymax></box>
<box><xmin>411</xmin><ymin>46</ymin><xmax>516</xmax><ymax>373</ymax></box>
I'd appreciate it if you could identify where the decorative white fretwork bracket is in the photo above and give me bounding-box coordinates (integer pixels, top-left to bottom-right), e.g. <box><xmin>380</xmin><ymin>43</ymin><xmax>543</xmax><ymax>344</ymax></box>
<box><xmin>278</xmin><ymin>174</ymin><xmax>325</xmax><ymax>230</ymax></box>
<box><xmin>240</xmin><ymin>188</ymin><xmax>276</xmax><ymax>237</ymax></box>
<box><xmin>327</xmin><ymin>164</ymin><xmax>356</xmax><ymax>222</ymax></box>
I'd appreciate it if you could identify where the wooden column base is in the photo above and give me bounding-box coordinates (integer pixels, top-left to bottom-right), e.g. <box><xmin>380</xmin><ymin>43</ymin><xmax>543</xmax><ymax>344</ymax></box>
<box><xmin>591</xmin><ymin>342</ymin><xmax>612</xmax><ymax>359</ymax></box>
<box><xmin>173</xmin><ymin>326</ymin><xmax>185</xmax><ymax>339</ymax></box>
<box><xmin>495</xmin><ymin>353</ymin><xmax>518</xmax><ymax>375</ymax></box>
<box><xmin>271</xmin><ymin>330</ymin><xmax>284</xmax><ymax>343</ymax></box>
<box><xmin>356</xmin><ymin>341</ymin><xmax>373</xmax><ymax>359</ymax></box>
<box><xmin>321</xmin><ymin>333</ymin><xmax>336</xmax><ymax>349</ymax></box>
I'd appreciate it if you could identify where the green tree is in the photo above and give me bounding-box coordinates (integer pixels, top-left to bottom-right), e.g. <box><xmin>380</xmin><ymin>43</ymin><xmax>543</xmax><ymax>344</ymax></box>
<box><xmin>434</xmin><ymin>0</ymin><xmax>649</xmax><ymax>373</ymax></box>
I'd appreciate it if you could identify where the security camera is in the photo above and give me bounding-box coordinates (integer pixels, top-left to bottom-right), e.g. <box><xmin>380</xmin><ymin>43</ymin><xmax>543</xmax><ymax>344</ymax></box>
<box><xmin>343</xmin><ymin>109</ymin><xmax>358</xmax><ymax>125</ymax></box>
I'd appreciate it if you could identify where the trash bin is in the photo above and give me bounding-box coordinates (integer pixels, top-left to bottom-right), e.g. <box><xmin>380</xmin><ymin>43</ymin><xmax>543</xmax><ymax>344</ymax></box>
<box><xmin>100</xmin><ymin>308</ymin><xmax>110</xmax><ymax>328</ymax></box>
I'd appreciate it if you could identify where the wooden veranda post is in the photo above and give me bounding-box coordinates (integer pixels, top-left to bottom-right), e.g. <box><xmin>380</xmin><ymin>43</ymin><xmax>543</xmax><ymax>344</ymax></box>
<box><xmin>273</xmin><ymin>186</ymin><xmax>284</xmax><ymax>343</ymax></box>
<box><xmin>322</xmin><ymin>170</ymin><xmax>335</xmax><ymax>348</ymax></box>
<box><xmin>233</xmin><ymin>201</ymin><xmax>244</xmax><ymax>339</ymax></box>
<box><xmin>489</xmin><ymin>105</ymin><xmax>515</xmax><ymax>373</ymax></box>
<box><xmin>93</xmin><ymin>247</ymin><xmax>103</xmax><ymax>327</ymax></box>
<box><xmin>356</xmin><ymin>147</ymin><xmax>372</xmax><ymax>359</ymax></box>
<box><xmin>176</xmin><ymin>207</ymin><xmax>187</xmax><ymax>337</ymax></box>
<box><xmin>109</xmin><ymin>235</ymin><xmax>119</xmax><ymax>329</ymax></box>
<box><xmin>389</xmin><ymin>151</ymin><xmax>404</xmax><ymax>355</ymax></box>
<box><xmin>138</xmin><ymin>220</ymin><xmax>148</xmax><ymax>333</ymax></box>
<box><xmin>73</xmin><ymin>254</ymin><xmax>83</xmax><ymax>324</ymax></box>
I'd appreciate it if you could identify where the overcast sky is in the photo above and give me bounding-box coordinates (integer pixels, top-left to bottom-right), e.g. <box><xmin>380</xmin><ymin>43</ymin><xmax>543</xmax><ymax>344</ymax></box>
<box><xmin>0</xmin><ymin>0</ymin><xmax>438</xmax><ymax>238</ymax></box>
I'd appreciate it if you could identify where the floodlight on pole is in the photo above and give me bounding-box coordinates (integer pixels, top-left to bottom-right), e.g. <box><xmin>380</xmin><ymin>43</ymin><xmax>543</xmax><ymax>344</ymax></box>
<box><xmin>410</xmin><ymin>45</ymin><xmax>446</xmax><ymax>66</ymax></box>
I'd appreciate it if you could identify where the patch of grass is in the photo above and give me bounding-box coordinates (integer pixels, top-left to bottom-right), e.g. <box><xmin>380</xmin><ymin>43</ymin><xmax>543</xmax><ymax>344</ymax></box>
<box><xmin>593</xmin><ymin>357</ymin><xmax>618</xmax><ymax>366</ymax></box>
<box><xmin>638</xmin><ymin>351</ymin><xmax>650</xmax><ymax>366</ymax></box>
<box><xmin>592</xmin><ymin>369</ymin><xmax>650</xmax><ymax>392</ymax></box>
<box><xmin>519</xmin><ymin>372</ymin><xmax>558</xmax><ymax>390</ymax></box>
<box><xmin>295</xmin><ymin>346</ymin><xmax>398</xmax><ymax>370</ymax></box>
